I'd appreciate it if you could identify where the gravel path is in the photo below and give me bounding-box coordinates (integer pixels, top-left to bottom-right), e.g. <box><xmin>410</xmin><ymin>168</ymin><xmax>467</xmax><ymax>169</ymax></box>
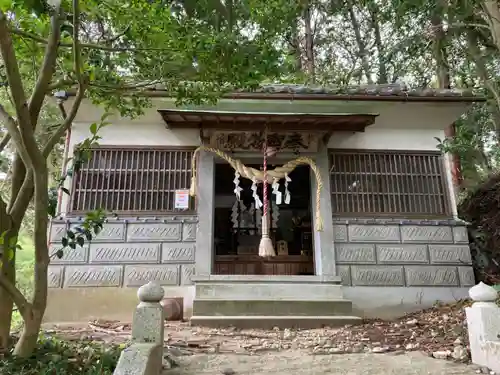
<box><xmin>164</xmin><ymin>350</ymin><xmax>479</xmax><ymax>375</ymax></box>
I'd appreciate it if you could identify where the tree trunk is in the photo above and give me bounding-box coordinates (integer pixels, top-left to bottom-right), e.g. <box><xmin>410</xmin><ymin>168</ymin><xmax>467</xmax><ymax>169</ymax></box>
<box><xmin>370</xmin><ymin>7</ymin><xmax>388</xmax><ymax>84</ymax></box>
<box><xmin>348</xmin><ymin>4</ymin><xmax>372</xmax><ymax>84</ymax></box>
<box><xmin>303</xmin><ymin>1</ymin><xmax>315</xmax><ymax>82</ymax></box>
<box><xmin>482</xmin><ymin>0</ymin><xmax>500</xmax><ymax>51</ymax></box>
<box><xmin>431</xmin><ymin>0</ymin><xmax>462</xmax><ymax>191</ymax></box>
<box><xmin>0</xmin><ymin>198</ymin><xmax>15</xmax><ymax>353</ymax></box>
<box><xmin>13</xmin><ymin>308</ymin><xmax>42</xmax><ymax>357</ymax></box>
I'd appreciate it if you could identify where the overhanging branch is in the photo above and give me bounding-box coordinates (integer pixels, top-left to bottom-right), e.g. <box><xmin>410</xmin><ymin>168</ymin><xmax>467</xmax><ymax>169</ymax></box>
<box><xmin>28</xmin><ymin>2</ymin><xmax>62</xmax><ymax>126</ymax></box>
<box><xmin>10</xmin><ymin>27</ymin><xmax>169</xmax><ymax>52</ymax></box>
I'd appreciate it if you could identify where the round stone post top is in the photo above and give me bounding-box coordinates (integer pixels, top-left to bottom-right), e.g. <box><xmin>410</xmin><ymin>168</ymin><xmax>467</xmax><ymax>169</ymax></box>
<box><xmin>469</xmin><ymin>282</ymin><xmax>498</xmax><ymax>303</ymax></box>
<box><xmin>137</xmin><ymin>281</ymin><xmax>164</xmax><ymax>302</ymax></box>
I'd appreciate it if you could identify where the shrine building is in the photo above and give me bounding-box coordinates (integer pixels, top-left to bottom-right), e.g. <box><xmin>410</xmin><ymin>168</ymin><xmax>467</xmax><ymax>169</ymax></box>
<box><xmin>46</xmin><ymin>84</ymin><xmax>484</xmax><ymax>327</ymax></box>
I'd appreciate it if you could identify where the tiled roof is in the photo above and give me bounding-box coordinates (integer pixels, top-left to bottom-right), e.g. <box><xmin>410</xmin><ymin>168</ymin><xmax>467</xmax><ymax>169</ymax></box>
<box><xmin>237</xmin><ymin>83</ymin><xmax>476</xmax><ymax>97</ymax></box>
<box><xmin>145</xmin><ymin>83</ymin><xmax>484</xmax><ymax>101</ymax></box>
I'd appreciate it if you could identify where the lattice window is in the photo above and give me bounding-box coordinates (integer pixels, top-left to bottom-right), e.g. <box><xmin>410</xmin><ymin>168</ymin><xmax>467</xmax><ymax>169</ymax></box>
<box><xmin>329</xmin><ymin>150</ymin><xmax>451</xmax><ymax>217</ymax></box>
<box><xmin>70</xmin><ymin>147</ymin><xmax>195</xmax><ymax>213</ymax></box>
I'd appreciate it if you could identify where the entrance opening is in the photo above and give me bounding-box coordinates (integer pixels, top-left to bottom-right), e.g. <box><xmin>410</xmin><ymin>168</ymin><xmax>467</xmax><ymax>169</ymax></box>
<box><xmin>213</xmin><ymin>162</ymin><xmax>315</xmax><ymax>275</ymax></box>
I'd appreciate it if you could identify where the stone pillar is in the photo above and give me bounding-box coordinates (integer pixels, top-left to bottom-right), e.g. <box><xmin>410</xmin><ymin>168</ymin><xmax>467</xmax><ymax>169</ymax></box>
<box><xmin>194</xmin><ymin>150</ymin><xmax>215</xmax><ymax>276</ymax></box>
<box><xmin>465</xmin><ymin>282</ymin><xmax>500</xmax><ymax>374</ymax></box>
<box><xmin>114</xmin><ymin>281</ymin><xmax>165</xmax><ymax>375</ymax></box>
<box><xmin>132</xmin><ymin>281</ymin><xmax>165</xmax><ymax>344</ymax></box>
<box><xmin>310</xmin><ymin>142</ymin><xmax>336</xmax><ymax>276</ymax></box>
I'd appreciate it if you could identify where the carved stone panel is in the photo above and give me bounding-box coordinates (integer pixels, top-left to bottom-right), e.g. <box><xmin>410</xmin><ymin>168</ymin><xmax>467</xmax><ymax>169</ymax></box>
<box><xmin>69</xmin><ymin>222</ymin><xmax>125</xmax><ymax>243</ymax></box>
<box><xmin>49</xmin><ymin>223</ymin><xmax>66</xmax><ymax>243</ymax></box>
<box><xmin>350</xmin><ymin>266</ymin><xmax>405</xmax><ymax>286</ymax></box>
<box><xmin>333</xmin><ymin>225</ymin><xmax>348</xmax><ymax>242</ymax></box>
<box><xmin>48</xmin><ymin>266</ymin><xmax>63</xmax><ymax>288</ymax></box>
<box><xmin>428</xmin><ymin>245</ymin><xmax>472</xmax><ymax>264</ymax></box>
<box><xmin>376</xmin><ymin>244</ymin><xmax>429</xmax><ymax>264</ymax></box>
<box><xmin>458</xmin><ymin>266</ymin><xmax>475</xmax><ymax>286</ymax></box>
<box><xmin>181</xmin><ymin>265</ymin><xmax>195</xmax><ymax>285</ymax></box>
<box><xmin>94</xmin><ymin>223</ymin><xmax>126</xmax><ymax>242</ymax></box>
<box><xmin>405</xmin><ymin>266</ymin><xmax>459</xmax><ymax>286</ymax></box>
<box><xmin>124</xmin><ymin>265</ymin><xmax>179</xmax><ymax>287</ymax></box>
<box><xmin>452</xmin><ymin>226</ymin><xmax>469</xmax><ymax>244</ymax></box>
<box><xmin>127</xmin><ymin>223</ymin><xmax>181</xmax><ymax>242</ymax></box>
<box><xmin>335</xmin><ymin>244</ymin><xmax>376</xmax><ymax>264</ymax></box>
<box><xmin>50</xmin><ymin>245</ymin><xmax>88</xmax><ymax>264</ymax></box>
<box><xmin>64</xmin><ymin>265</ymin><xmax>123</xmax><ymax>287</ymax></box>
<box><xmin>337</xmin><ymin>265</ymin><xmax>351</xmax><ymax>286</ymax></box>
<box><xmin>162</xmin><ymin>243</ymin><xmax>195</xmax><ymax>263</ymax></box>
<box><xmin>89</xmin><ymin>243</ymin><xmax>160</xmax><ymax>264</ymax></box>
<box><xmin>182</xmin><ymin>223</ymin><xmax>197</xmax><ymax>242</ymax></box>
<box><xmin>348</xmin><ymin>225</ymin><xmax>400</xmax><ymax>243</ymax></box>
<box><xmin>400</xmin><ymin>226</ymin><xmax>453</xmax><ymax>243</ymax></box>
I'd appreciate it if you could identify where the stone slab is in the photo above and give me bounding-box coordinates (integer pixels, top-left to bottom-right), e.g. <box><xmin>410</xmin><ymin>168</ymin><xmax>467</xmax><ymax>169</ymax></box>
<box><xmin>161</xmin><ymin>243</ymin><xmax>195</xmax><ymax>263</ymax></box>
<box><xmin>348</xmin><ymin>225</ymin><xmax>400</xmax><ymax>243</ymax></box>
<box><xmin>193</xmin><ymin>299</ymin><xmax>353</xmax><ymax>316</ymax></box>
<box><xmin>123</xmin><ymin>265</ymin><xmax>179</xmax><ymax>287</ymax></box>
<box><xmin>181</xmin><ymin>264</ymin><xmax>195</xmax><ymax>285</ymax></box>
<box><xmin>428</xmin><ymin>245</ymin><xmax>472</xmax><ymax>264</ymax></box>
<box><xmin>127</xmin><ymin>223</ymin><xmax>181</xmax><ymax>242</ymax></box>
<box><xmin>182</xmin><ymin>223</ymin><xmax>197</xmax><ymax>241</ymax></box>
<box><xmin>405</xmin><ymin>266</ymin><xmax>459</xmax><ymax>286</ymax></box>
<box><xmin>49</xmin><ymin>223</ymin><xmax>66</xmax><ymax>243</ymax></box>
<box><xmin>333</xmin><ymin>225</ymin><xmax>348</xmax><ymax>242</ymax></box>
<box><xmin>190</xmin><ymin>316</ymin><xmax>363</xmax><ymax>330</ymax></box>
<box><xmin>400</xmin><ymin>225</ymin><xmax>453</xmax><ymax>243</ymax></box>
<box><xmin>376</xmin><ymin>244</ymin><xmax>429</xmax><ymax>264</ymax></box>
<box><xmin>350</xmin><ymin>265</ymin><xmax>405</xmax><ymax>286</ymax></box>
<box><xmin>69</xmin><ymin>222</ymin><xmax>125</xmax><ymax>242</ymax></box>
<box><xmin>458</xmin><ymin>266</ymin><xmax>475</xmax><ymax>286</ymax></box>
<box><xmin>49</xmin><ymin>244</ymin><xmax>88</xmax><ymax>264</ymax></box>
<box><xmin>337</xmin><ymin>265</ymin><xmax>351</xmax><ymax>286</ymax></box>
<box><xmin>48</xmin><ymin>266</ymin><xmax>64</xmax><ymax>288</ymax></box>
<box><xmin>64</xmin><ymin>265</ymin><xmax>123</xmax><ymax>287</ymax></box>
<box><xmin>195</xmin><ymin>282</ymin><xmax>344</xmax><ymax>300</ymax></box>
<box><xmin>335</xmin><ymin>244</ymin><xmax>376</xmax><ymax>264</ymax></box>
<box><xmin>89</xmin><ymin>243</ymin><xmax>160</xmax><ymax>264</ymax></box>
<box><xmin>452</xmin><ymin>226</ymin><xmax>469</xmax><ymax>243</ymax></box>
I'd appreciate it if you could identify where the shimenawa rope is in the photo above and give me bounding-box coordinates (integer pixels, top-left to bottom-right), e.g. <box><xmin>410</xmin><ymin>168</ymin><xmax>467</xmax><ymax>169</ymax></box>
<box><xmin>189</xmin><ymin>146</ymin><xmax>324</xmax><ymax>232</ymax></box>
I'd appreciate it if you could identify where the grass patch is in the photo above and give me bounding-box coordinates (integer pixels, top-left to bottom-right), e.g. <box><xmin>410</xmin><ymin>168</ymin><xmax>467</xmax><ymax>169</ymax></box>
<box><xmin>0</xmin><ymin>335</ymin><xmax>122</xmax><ymax>375</ymax></box>
<box><xmin>11</xmin><ymin>231</ymin><xmax>35</xmax><ymax>331</ymax></box>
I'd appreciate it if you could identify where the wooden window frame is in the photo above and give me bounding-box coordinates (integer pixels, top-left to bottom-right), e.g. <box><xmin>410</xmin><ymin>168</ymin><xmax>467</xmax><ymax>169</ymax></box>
<box><xmin>68</xmin><ymin>145</ymin><xmax>197</xmax><ymax>216</ymax></box>
<box><xmin>329</xmin><ymin>149</ymin><xmax>452</xmax><ymax>218</ymax></box>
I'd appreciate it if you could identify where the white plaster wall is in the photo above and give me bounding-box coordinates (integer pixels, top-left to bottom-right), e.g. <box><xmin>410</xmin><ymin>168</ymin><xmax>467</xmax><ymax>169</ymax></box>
<box><xmin>327</xmin><ymin>128</ymin><xmax>443</xmax><ymax>150</ymax></box>
<box><xmin>68</xmin><ymin>121</ymin><xmax>200</xmax><ymax>150</ymax></box>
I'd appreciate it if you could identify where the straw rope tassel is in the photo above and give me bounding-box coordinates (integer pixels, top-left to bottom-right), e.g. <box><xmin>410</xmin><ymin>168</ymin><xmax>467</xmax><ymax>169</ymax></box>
<box><xmin>258</xmin><ymin>129</ymin><xmax>275</xmax><ymax>257</ymax></box>
<box><xmin>189</xmin><ymin>146</ymin><xmax>324</xmax><ymax>232</ymax></box>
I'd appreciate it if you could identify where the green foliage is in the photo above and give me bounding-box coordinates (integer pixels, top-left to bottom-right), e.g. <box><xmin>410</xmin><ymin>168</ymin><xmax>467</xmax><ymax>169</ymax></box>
<box><xmin>0</xmin><ymin>335</ymin><xmax>123</xmax><ymax>375</ymax></box>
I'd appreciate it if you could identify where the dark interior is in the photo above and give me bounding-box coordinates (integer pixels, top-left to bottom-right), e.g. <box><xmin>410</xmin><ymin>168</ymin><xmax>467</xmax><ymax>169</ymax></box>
<box><xmin>213</xmin><ymin>162</ymin><xmax>315</xmax><ymax>275</ymax></box>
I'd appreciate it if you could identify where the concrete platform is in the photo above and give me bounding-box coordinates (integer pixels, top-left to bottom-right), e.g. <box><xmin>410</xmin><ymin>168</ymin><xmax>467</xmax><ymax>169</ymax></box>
<box><xmin>190</xmin><ymin>315</ymin><xmax>362</xmax><ymax>329</ymax></box>
<box><xmin>190</xmin><ymin>275</ymin><xmax>362</xmax><ymax>329</ymax></box>
<box><xmin>193</xmin><ymin>299</ymin><xmax>353</xmax><ymax>316</ymax></box>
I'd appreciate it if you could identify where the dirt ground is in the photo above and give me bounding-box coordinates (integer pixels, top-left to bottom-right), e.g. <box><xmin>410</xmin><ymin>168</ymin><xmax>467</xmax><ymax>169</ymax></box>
<box><xmin>44</xmin><ymin>300</ymin><xmax>491</xmax><ymax>375</ymax></box>
<box><xmin>164</xmin><ymin>351</ymin><xmax>480</xmax><ymax>375</ymax></box>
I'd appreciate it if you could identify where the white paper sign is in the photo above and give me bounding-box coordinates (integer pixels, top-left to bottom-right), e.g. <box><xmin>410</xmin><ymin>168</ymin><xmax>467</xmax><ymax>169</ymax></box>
<box><xmin>174</xmin><ymin>189</ymin><xmax>190</xmax><ymax>209</ymax></box>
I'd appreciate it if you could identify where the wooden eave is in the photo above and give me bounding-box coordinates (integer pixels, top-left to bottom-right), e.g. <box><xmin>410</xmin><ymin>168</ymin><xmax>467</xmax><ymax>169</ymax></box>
<box><xmin>158</xmin><ymin>110</ymin><xmax>378</xmax><ymax>132</ymax></box>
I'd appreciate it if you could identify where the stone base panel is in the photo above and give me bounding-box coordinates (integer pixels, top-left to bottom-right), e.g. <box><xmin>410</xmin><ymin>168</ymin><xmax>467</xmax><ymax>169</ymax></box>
<box><xmin>48</xmin><ymin>217</ymin><xmax>198</xmax><ymax>288</ymax></box>
<box><xmin>333</xmin><ymin>220</ymin><xmax>474</xmax><ymax>287</ymax></box>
